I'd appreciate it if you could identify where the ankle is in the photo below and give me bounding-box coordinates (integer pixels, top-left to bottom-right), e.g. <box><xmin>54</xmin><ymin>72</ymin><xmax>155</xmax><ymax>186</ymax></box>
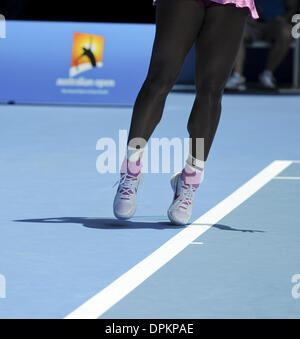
<box><xmin>121</xmin><ymin>158</ymin><xmax>142</xmax><ymax>176</ymax></box>
<box><xmin>181</xmin><ymin>163</ymin><xmax>204</xmax><ymax>186</ymax></box>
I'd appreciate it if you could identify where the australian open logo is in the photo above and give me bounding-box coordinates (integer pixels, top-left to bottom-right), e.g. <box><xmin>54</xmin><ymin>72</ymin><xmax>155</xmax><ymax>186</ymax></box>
<box><xmin>56</xmin><ymin>32</ymin><xmax>116</xmax><ymax>95</ymax></box>
<box><xmin>70</xmin><ymin>32</ymin><xmax>104</xmax><ymax>77</ymax></box>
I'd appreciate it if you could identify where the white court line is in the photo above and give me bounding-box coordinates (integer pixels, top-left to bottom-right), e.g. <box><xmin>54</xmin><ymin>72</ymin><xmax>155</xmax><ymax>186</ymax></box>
<box><xmin>274</xmin><ymin>176</ymin><xmax>300</xmax><ymax>180</ymax></box>
<box><xmin>65</xmin><ymin>160</ymin><xmax>292</xmax><ymax>319</ymax></box>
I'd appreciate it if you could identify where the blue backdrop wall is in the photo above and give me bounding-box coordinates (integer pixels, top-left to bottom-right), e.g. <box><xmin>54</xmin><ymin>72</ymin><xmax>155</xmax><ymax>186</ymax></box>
<box><xmin>0</xmin><ymin>21</ymin><xmax>155</xmax><ymax>105</ymax></box>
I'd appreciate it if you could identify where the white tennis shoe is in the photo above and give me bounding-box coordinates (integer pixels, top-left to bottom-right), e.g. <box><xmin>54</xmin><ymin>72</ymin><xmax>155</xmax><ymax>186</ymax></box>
<box><xmin>113</xmin><ymin>171</ymin><xmax>143</xmax><ymax>220</ymax></box>
<box><xmin>167</xmin><ymin>172</ymin><xmax>199</xmax><ymax>225</ymax></box>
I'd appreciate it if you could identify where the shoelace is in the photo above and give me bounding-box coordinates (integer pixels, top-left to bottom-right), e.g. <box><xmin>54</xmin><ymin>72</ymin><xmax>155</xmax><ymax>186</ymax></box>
<box><xmin>115</xmin><ymin>173</ymin><xmax>138</xmax><ymax>200</ymax></box>
<box><xmin>178</xmin><ymin>184</ymin><xmax>197</xmax><ymax>210</ymax></box>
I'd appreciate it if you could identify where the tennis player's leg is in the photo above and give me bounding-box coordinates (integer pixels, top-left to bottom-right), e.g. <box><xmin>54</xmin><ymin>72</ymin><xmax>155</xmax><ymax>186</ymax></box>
<box><xmin>127</xmin><ymin>0</ymin><xmax>205</xmax><ymax>150</ymax></box>
<box><xmin>114</xmin><ymin>0</ymin><xmax>205</xmax><ymax>220</ymax></box>
<box><xmin>168</xmin><ymin>4</ymin><xmax>249</xmax><ymax>225</ymax></box>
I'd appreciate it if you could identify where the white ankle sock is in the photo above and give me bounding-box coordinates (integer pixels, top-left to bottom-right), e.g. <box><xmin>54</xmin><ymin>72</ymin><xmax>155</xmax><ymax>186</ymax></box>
<box><xmin>186</xmin><ymin>154</ymin><xmax>205</xmax><ymax>173</ymax></box>
<box><xmin>127</xmin><ymin>146</ymin><xmax>144</xmax><ymax>163</ymax></box>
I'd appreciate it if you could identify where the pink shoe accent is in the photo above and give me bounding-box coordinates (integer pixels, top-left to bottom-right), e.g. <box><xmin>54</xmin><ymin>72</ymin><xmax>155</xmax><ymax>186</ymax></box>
<box><xmin>118</xmin><ymin>173</ymin><xmax>138</xmax><ymax>199</ymax></box>
<box><xmin>181</xmin><ymin>165</ymin><xmax>202</xmax><ymax>186</ymax></box>
<box><xmin>120</xmin><ymin>158</ymin><xmax>142</xmax><ymax>176</ymax></box>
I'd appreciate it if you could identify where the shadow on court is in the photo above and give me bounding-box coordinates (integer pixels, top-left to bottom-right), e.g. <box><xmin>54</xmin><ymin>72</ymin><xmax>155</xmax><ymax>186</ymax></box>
<box><xmin>14</xmin><ymin>217</ymin><xmax>183</xmax><ymax>230</ymax></box>
<box><xmin>14</xmin><ymin>217</ymin><xmax>265</xmax><ymax>233</ymax></box>
<box><xmin>212</xmin><ymin>224</ymin><xmax>265</xmax><ymax>233</ymax></box>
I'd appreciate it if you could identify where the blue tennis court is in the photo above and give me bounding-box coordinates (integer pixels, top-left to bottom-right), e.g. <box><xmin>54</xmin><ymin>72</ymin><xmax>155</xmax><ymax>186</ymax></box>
<box><xmin>0</xmin><ymin>93</ymin><xmax>300</xmax><ymax>318</ymax></box>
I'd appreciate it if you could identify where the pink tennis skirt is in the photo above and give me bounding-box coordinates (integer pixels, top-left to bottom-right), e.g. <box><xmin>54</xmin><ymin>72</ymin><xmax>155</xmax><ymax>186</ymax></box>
<box><xmin>152</xmin><ymin>0</ymin><xmax>259</xmax><ymax>19</ymax></box>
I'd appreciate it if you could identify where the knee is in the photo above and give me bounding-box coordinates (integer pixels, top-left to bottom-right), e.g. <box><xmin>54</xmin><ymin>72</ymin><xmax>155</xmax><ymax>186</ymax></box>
<box><xmin>195</xmin><ymin>79</ymin><xmax>225</xmax><ymax>100</ymax></box>
<box><xmin>144</xmin><ymin>74</ymin><xmax>177</xmax><ymax>95</ymax></box>
<box><xmin>145</xmin><ymin>59</ymin><xmax>179</xmax><ymax>95</ymax></box>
